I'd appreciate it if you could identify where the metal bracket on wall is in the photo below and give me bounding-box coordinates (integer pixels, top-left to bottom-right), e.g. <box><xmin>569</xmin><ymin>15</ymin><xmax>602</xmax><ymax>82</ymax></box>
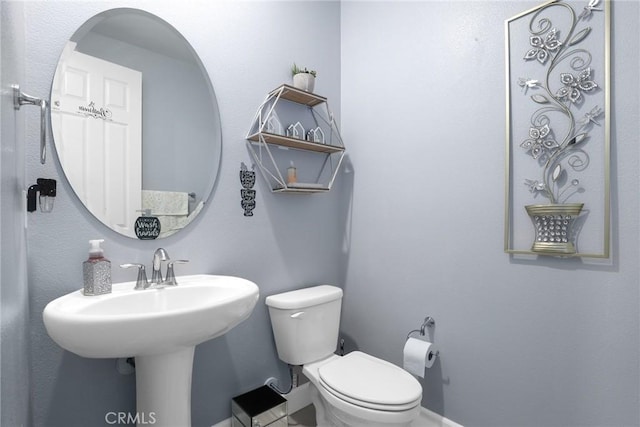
<box><xmin>406</xmin><ymin>316</ymin><xmax>435</xmax><ymax>340</ymax></box>
<box><xmin>12</xmin><ymin>84</ymin><xmax>48</xmax><ymax>165</ymax></box>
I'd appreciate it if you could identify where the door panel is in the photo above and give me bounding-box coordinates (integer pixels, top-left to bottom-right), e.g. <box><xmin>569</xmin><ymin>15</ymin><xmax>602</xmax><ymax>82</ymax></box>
<box><xmin>51</xmin><ymin>44</ymin><xmax>142</xmax><ymax>237</ymax></box>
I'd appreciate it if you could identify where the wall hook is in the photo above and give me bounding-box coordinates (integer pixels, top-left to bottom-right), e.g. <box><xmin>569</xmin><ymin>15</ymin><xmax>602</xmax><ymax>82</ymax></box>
<box><xmin>12</xmin><ymin>84</ymin><xmax>48</xmax><ymax>165</ymax></box>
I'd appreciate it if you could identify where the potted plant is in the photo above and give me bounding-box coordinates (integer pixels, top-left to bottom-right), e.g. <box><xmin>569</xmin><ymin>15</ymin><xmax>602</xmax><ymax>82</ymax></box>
<box><xmin>291</xmin><ymin>63</ymin><xmax>316</xmax><ymax>92</ymax></box>
<box><xmin>517</xmin><ymin>2</ymin><xmax>604</xmax><ymax>255</ymax></box>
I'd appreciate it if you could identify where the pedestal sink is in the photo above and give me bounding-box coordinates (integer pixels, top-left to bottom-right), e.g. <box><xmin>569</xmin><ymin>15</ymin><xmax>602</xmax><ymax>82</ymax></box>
<box><xmin>43</xmin><ymin>274</ymin><xmax>259</xmax><ymax>427</ymax></box>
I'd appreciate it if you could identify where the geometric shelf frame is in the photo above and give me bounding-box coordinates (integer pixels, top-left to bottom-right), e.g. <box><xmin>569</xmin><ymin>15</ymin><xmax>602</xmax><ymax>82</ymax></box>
<box><xmin>246</xmin><ymin>84</ymin><xmax>346</xmax><ymax>194</ymax></box>
<box><xmin>504</xmin><ymin>0</ymin><xmax>611</xmax><ymax>258</ymax></box>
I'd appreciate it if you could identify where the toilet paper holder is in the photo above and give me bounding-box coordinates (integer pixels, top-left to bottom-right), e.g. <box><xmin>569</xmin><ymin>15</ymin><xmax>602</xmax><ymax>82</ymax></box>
<box><xmin>406</xmin><ymin>316</ymin><xmax>435</xmax><ymax>340</ymax></box>
<box><xmin>406</xmin><ymin>316</ymin><xmax>439</xmax><ymax>360</ymax></box>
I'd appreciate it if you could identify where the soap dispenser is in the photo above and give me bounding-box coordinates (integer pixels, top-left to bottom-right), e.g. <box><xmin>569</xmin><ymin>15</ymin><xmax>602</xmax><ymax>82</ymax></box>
<box><xmin>83</xmin><ymin>239</ymin><xmax>112</xmax><ymax>296</ymax></box>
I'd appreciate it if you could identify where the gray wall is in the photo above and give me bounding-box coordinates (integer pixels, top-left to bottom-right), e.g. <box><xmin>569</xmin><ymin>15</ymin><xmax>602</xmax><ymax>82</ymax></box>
<box><xmin>10</xmin><ymin>1</ymin><xmax>640</xmax><ymax>426</ymax></box>
<box><xmin>1</xmin><ymin>1</ymin><xmax>30</xmax><ymax>426</ymax></box>
<box><xmin>22</xmin><ymin>1</ymin><xmax>343</xmax><ymax>426</ymax></box>
<box><xmin>340</xmin><ymin>1</ymin><xmax>639</xmax><ymax>426</ymax></box>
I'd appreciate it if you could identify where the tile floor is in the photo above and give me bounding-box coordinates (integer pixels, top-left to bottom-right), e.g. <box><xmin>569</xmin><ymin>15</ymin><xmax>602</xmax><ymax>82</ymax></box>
<box><xmin>286</xmin><ymin>405</ymin><xmax>452</xmax><ymax>427</ymax></box>
<box><xmin>288</xmin><ymin>405</ymin><xmax>316</xmax><ymax>426</ymax></box>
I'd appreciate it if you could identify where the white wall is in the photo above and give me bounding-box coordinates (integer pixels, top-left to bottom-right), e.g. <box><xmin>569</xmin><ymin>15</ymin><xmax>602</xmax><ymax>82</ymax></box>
<box><xmin>340</xmin><ymin>1</ymin><xmax>639</xmax><ymax>426</ymax></box>
<box><xmin>23</xmin><ymin>1</ymin><xmax>344</xmax><ymax>426</ymax></box>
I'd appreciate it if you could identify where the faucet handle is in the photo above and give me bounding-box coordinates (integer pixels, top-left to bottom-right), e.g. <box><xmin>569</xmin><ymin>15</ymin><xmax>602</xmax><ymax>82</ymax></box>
<box><xmin>165</xmin><ymin>260</ymin><xmax>189</xmax><ymax>286</ymax></box>
<box><xmin>120</xmin><ymin>263</ymin><xmax>149</xmax><ymax>290</ymax></box>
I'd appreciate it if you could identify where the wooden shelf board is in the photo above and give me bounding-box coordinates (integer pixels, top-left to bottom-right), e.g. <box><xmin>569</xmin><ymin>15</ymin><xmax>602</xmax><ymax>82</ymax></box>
<box><xmin>269</xmin><ymin>84</ymin><xmax>326</xmax><ymax>107</ymax></box>
<box><xmin>247</xmin><ymin>132</ymin><xmax>344</xmax><ymax>154</ymax></box>
<box><xmin>273</xmin><ymin>186</ymin><xmax>330</xmax><ymax>194</ymax></box>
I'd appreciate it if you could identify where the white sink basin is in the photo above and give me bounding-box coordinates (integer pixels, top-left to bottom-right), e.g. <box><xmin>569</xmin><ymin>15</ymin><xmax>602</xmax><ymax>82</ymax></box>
<box><xmin>43</xmin><ymin>274</ymin><xmax>259</xmax><ymax>427</ymax></box>
<box><xmin>43</xmin><ymin>274</ymin><xmax>259</xmax><ymax>358</ymax></box>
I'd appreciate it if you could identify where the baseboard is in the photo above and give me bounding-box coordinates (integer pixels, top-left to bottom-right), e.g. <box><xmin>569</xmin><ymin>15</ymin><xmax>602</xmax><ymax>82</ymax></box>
<box><xmin>419</xmin><ymin>406</ymin><xmax>464</xmax><ymax>427</ymax></box>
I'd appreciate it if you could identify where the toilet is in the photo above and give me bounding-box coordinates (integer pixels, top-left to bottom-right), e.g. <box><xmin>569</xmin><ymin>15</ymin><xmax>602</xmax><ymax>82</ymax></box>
<box><xmin>265</xmin><ymin>285</ymin><xmax>422</xmax><ymax>427</ymax></box>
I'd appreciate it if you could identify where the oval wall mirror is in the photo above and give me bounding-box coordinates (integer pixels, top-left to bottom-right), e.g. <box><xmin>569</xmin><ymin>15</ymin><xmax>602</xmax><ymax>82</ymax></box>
<box><xmin>50</xmin><ymin>8</ymin><xmax>222</xmax><ymax>239</ymax></box>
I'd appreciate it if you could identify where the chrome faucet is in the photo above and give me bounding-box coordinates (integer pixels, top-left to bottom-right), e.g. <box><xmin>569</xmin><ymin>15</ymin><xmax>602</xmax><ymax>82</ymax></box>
<box><xmin>151</xmin><ymin>248</ymin><xmax>170</xmax><ymax>284</ymax></box>
<box><xmin>121</xmin><ymin>248</ymin><xmax>189</xmax><ymax>290</ymax></box>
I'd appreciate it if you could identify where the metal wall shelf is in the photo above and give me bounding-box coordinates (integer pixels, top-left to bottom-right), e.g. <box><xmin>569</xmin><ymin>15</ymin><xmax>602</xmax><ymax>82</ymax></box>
<box><xmin>245</xmin><ymin>84</ymin><xmax>345</xmax><ymax>194</ymax></box>
<box><xmin>246</xmin><ymin>132</ymin><xmax>344</xmax><ymax>154</ymax></box>
<box><xmin>269</xmin><ymin>84</ymin><xmax>326</xmax><ymax>106</ymax></box>
<box><xmin>273</xmin><ymin>185</ymin><xmax>330</xmax><ymax>194</ymax></box>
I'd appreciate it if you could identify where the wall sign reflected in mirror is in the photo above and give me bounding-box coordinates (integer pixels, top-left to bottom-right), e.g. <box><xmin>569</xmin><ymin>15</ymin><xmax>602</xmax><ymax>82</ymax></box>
<box><xmin>50</xmin><ymin>8</ymin><xmax>222</xmax><ymax>239</ymax></box>
<box><xmin>504</xmin><ymin>0</ymin><xmax>610</xmax><ymax>258</ymax></box>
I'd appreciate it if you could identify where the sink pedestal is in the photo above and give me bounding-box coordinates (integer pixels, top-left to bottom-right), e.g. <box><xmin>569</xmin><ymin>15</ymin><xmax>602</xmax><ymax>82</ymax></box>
<box><xmin>42</xmin><ymin>275</ymin><xmax>260</xmax><ymax>427</ymax></box>
<box><xmin>136</xmin><ymin>347</ymin><xmax>195</xmax><ymax>427</ymax></box>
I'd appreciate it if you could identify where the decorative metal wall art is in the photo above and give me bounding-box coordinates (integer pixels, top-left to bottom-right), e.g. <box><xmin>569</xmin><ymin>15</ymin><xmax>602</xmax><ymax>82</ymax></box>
<box><xmin>504</xmin><ymin>0</ymin><xmax>610</xmax><ymax>258</ymax></box>
<box><xmin>240</xmin><ymin>162</ymin><xmax>256</xmax><ymax>216</ymax></box>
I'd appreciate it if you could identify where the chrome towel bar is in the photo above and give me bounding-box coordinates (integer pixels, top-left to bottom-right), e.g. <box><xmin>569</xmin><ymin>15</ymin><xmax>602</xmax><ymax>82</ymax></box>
<box><xmin>12</xmin><ymin>84</ymin><xmax>48</xmax><ymax>165</ymax></box>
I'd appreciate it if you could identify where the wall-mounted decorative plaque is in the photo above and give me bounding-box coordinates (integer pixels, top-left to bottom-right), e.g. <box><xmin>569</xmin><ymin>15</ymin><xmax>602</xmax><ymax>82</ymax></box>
<box><xmin>504</xmin><ymin>0</ymin><xmax>610</xmax><ymax>258</ymax></box>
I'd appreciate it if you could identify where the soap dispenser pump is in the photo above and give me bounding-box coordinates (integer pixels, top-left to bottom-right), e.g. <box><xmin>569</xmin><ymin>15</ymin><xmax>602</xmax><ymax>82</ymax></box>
<box><xmin>83</xmin><ymin>239</ymin><xmax>112</xmax><ymax>296</ymax></box>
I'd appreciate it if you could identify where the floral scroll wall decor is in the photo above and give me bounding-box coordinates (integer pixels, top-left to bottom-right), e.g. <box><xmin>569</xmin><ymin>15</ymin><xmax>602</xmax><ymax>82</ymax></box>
<box><xmin>505</xmin><ymin>0</ymin><xmax>610</xmax><ymax>258</ymax></box>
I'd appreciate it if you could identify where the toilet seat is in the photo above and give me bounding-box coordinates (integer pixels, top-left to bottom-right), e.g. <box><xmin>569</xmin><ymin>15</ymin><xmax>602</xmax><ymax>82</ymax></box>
<box><xmin>317</xmin><ymin>351</ymin><xmax>422</xmax><ymax>411</ymax></box>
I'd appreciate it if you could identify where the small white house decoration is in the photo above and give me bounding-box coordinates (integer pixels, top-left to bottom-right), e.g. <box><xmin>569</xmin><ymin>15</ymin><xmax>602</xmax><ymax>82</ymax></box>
<box><xmin>306</xmin><ymin>126</ymin><xmax>325</xmax><ymax>144</ymax></box>
<box><xmin>266</xmin><ymin>114</ymin><xmax>282</xmax><ymax>135</ymax></box>
<box><xmin>286</xmin><ymin>122</ymin><xmax>305</xmax><ymax>139</ymax></box>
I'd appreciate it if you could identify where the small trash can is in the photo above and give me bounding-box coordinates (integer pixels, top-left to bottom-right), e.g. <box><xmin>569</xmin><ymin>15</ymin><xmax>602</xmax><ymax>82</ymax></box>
<box><xmin>231</xmin><ymin>385</ymin><xmax>287</xmax><ymax>427</ymax></box>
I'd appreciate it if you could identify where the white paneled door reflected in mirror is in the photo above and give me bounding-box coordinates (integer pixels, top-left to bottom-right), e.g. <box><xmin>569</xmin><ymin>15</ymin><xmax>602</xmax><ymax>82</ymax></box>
<box><xmin>50</xmin><ymin>8</ymin><xmax>222</xmax><ymax>239</ymax></box>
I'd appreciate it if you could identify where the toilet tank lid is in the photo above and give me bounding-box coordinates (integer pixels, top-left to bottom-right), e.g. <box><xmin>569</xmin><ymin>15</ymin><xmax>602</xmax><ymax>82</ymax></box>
<box><xmin>265</xmin><ymin>285</ymin><xmax>343</xmax><ymax>309</ymax></box>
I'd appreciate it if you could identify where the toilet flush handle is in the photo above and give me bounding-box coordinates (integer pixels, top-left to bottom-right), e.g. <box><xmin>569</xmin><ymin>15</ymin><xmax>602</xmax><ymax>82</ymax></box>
<box><xmin>290</xmin><ymin>311</ymin><xmax>305</xmax><ymax>319</ymax></box>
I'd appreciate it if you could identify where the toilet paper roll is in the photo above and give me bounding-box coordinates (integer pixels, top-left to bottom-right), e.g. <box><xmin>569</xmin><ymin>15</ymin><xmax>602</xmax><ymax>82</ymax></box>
<box><xmin>403</xmin><ymin>338</ymin><xmax>438</xmax><ymax>378</ymax></box>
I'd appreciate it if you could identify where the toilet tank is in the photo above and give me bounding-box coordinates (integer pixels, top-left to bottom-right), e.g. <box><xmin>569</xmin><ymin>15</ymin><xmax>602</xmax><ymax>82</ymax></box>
<box><xmin>265</xmin><ymin>285</ymin><xmax>343</xmax><ymax>365</ymax></box>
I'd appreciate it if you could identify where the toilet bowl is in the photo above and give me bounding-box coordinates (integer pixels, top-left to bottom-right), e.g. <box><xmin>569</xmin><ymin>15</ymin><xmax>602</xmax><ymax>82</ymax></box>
<box><xmin>265</xmin><ymin>285</ymin><xmax>422</xmax><ymax>427</ymax></box>
<box><xmin>304</xmin><ymin>352</ymin><xmax>422</xmax><ymax>427</ymax></box>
